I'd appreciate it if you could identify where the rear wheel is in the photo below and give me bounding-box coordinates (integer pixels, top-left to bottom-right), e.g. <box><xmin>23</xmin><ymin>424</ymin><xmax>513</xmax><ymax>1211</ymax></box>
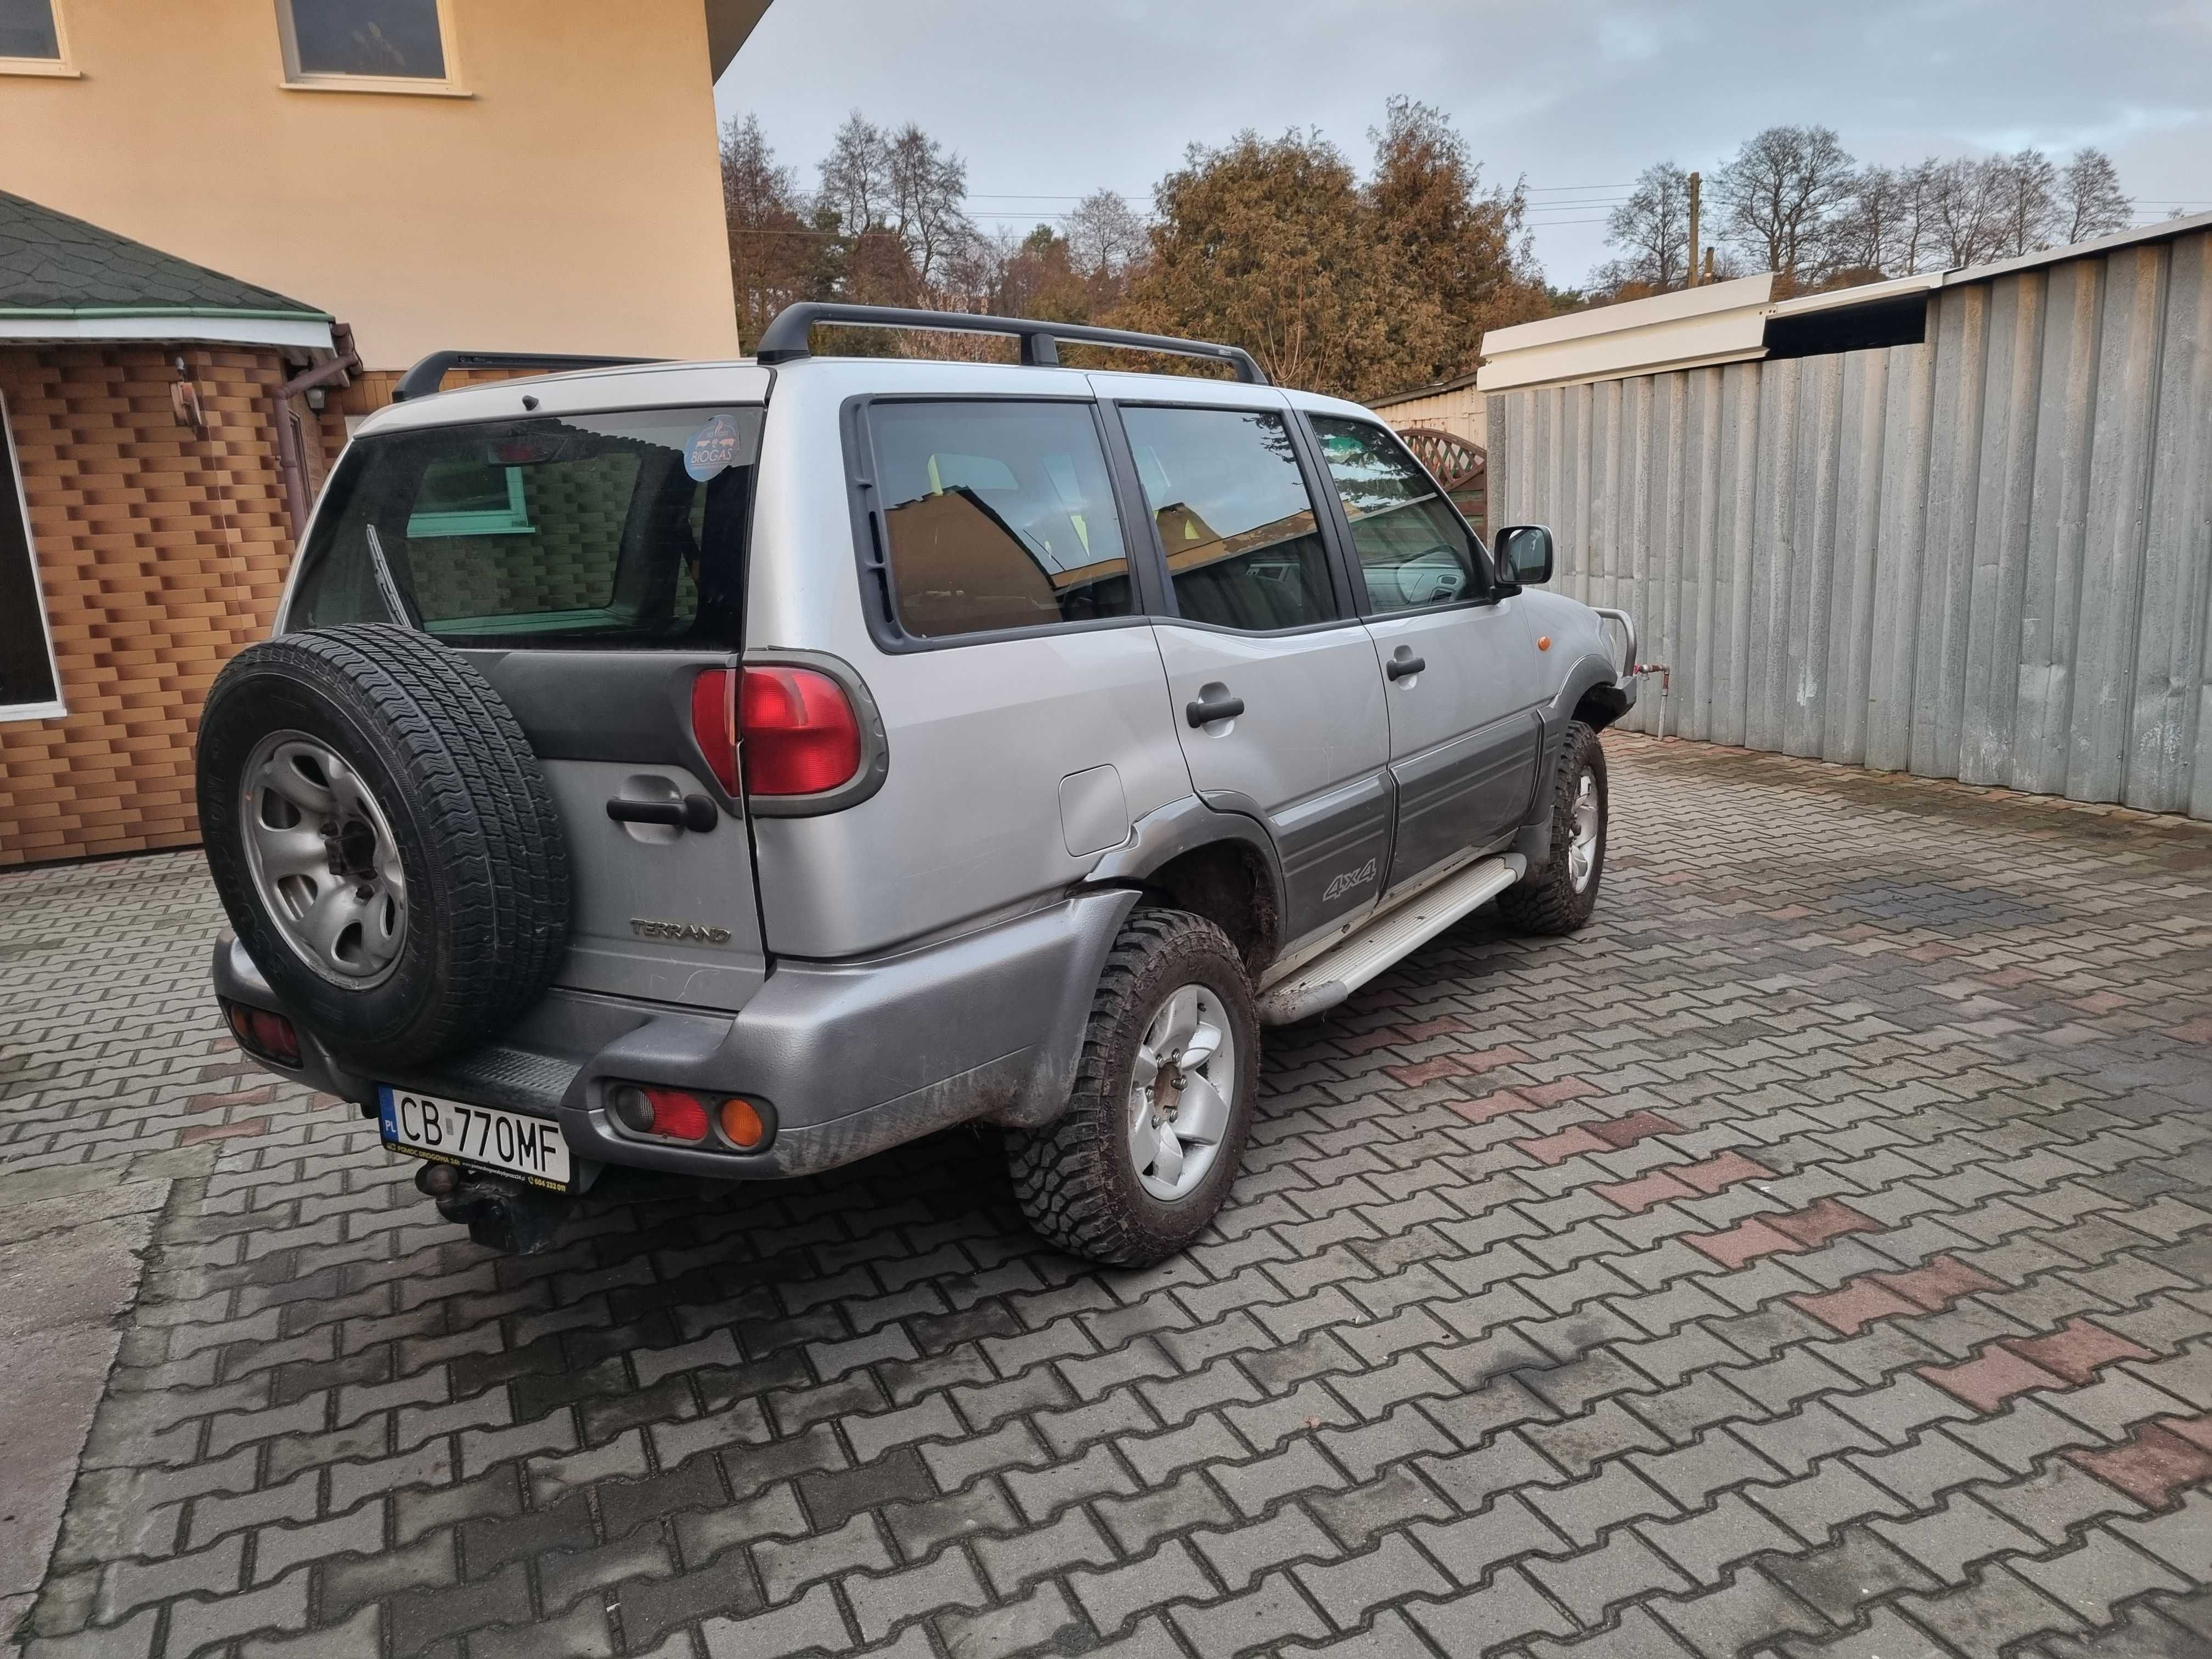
<box><xmin>1498</xmin><ymin>720</ymin><xmax>1607</xmax><ymax>935</ymax></box>
<box><xmin>1007</xmin><ymin>908</ymin><xmax>1259</xmax><ymax>1266</ymax></box>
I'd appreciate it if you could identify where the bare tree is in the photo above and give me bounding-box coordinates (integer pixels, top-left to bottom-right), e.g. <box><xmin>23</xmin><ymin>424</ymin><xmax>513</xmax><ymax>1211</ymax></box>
<box><xmin>1068</xmin><ymin>190</ymin><xmax>1148</xmax><ymax>280</ymax></box>
<box><xmin>1921</xmin><ymin>155</ymin><xmax>2011</xmax><ymax>267</ymax></box>
<box><xmin>720</xmin><ymin>114</ymin><xmax>822</xmax><ymax>346</ymax></box>
<box><xmin>2059</xmin><ymin>147</ymin><xmax>2134</xmax><ymax>244</ymax></box>
<box><xmin>887</xmin><ymin>122</ymin><xmax>975</xmax><ymax>291</ymax></box>
<box><xmin>1595</xmin><ymin>161</ymin><xmax>1692</xmax><ymax>295</ymax></box>
<box><xmin>1993</xmin><ymin>148</ymin><xmax>2059</xmax><ymax>258</ymax></box>
<box><xmin>817</xmin><ymin>111</ymin><xmax>893</xmax><ymax>238</ymax></box>
<box><xmin>1714</xmin><ymin>125</ymin><xmax>1858</xmax><ymax>294</ymax></box>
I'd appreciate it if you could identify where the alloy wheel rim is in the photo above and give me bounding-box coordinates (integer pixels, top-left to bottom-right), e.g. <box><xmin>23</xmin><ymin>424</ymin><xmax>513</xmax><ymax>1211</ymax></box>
<box><xmin>1127</xmin><ymin>983</ymin><xmax>1237</xmax><ymax>1201</ymax></box>
<box><xmin>239</xmin><ymin>731</ymin><xmax>408</xmax><ymax>988</ymax></box>
<box><xmin>1567</xmin><ymin>770</ymin><xmax>1601</xmax><ymax>893</ymax></box>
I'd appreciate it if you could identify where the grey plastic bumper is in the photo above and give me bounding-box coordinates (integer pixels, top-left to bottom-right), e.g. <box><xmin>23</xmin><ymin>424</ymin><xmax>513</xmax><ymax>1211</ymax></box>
<box><xmin>211</xmin><ymin>885</ymin><xmax>1140</xmax><ymax>1182</ymax></box>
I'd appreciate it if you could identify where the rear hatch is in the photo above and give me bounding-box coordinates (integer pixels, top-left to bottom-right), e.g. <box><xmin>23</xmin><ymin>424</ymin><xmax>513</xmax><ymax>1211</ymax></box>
<box><xmin>284</xmin><ymin>391</ymin><xmax>770</xmax><ymax>1015</ymax></box>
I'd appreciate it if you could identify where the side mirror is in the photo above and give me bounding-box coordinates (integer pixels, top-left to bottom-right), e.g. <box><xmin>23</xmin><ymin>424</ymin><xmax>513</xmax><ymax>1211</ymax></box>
<box><xmin>1495</xmin><ymin>524</ymin><xmax>1554</xmax><ymax>585</ymax></box>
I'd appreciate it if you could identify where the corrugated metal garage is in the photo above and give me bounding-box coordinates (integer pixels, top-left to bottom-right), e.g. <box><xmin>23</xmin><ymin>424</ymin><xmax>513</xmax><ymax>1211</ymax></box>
<box><xmin>1487</xmin><ymin>213</ymin><xmax>2212</xmax><ymax>819</ymax></box>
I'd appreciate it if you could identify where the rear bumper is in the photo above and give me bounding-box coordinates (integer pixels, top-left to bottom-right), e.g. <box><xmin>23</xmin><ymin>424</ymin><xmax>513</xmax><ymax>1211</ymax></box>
<box><xmin>213</xmin><ymin>886</ymin><xmax>1138</xmax><ymax>1181</ymax></box>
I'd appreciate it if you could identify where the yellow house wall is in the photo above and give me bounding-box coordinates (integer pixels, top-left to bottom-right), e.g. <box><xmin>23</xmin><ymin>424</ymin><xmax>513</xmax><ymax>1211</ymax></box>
<box><xmin>2</xmin><ymin>0</ymin><xmax>741</xmax><ymax>370</ymax></box>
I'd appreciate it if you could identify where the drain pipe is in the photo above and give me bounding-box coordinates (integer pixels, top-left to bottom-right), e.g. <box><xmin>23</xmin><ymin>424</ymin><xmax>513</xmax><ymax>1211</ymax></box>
<box><xmin>1627</xmin><ymin>663</ymin><xmax>1673</xmax><ymax>741</ymax></box>
<box><xmin>273</xmin><ymin>322</ymin><xmax>363</xmax><ymax>539</ymax></box>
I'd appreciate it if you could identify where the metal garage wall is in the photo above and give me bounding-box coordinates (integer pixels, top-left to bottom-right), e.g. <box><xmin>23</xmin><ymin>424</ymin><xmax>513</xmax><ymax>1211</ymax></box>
<box><xmin>1489</xmin><ymin>227</ymin><xmax>2212</xmax><ymax>819</ymax></box>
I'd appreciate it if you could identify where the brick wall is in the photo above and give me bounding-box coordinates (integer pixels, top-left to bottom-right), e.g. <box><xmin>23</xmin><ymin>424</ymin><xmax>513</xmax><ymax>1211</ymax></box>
<box><xmin>0</xmin><ymin>345</ymin><xmax>296</xmax><ymax>865</ymax></box>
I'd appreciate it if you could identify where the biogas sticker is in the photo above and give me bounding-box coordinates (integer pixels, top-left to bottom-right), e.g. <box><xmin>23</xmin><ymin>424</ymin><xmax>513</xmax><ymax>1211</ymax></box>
<box><xmin>685</xmin><ymin>413</ymin><xmax>743</xmax><ymax>482</ymax></box>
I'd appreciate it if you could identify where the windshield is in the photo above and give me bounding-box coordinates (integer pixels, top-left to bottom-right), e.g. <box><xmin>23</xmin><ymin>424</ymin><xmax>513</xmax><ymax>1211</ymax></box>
<box><xmin>286</xmin><ymin>406</ymin><xmax>762</xmax><ymax>649</ymax></box>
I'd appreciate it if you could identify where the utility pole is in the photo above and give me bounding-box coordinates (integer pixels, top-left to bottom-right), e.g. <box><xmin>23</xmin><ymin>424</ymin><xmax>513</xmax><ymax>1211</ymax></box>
<box><xmin>1686</xmin><ymin>171</ymin><xmax>1701</xmax><ymax>289</ymax></box>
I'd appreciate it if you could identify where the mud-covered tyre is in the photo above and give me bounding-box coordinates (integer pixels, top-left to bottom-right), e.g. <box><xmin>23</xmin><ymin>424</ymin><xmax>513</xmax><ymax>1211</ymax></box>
<box><xmin>196</xmin><ymin>624</ymin><xmax>570</xmax><ymax>1068</ymax></box>
<box><xmin>1007</xmin><ymin>908</ymin><xmax>1259</xmax><ymax>1267</ymax></box>
<box><xmin>1498</xmin><ymin>720</ymin><xmax>1607</xmax><ymax>936</ymax></box>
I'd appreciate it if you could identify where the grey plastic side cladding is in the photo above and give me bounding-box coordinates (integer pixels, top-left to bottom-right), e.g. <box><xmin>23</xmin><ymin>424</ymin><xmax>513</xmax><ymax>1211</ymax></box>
<box><xmin>1086</xmin><ymin>795</ymin><xmax>1285</xmax><ymax>917</ymax></box>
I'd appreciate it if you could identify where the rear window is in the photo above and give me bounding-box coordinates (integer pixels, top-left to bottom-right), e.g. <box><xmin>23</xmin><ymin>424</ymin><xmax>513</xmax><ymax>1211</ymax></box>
<box><xmin>287</xmin><ymin>406</ymin><xmax>761</xmax><ymax>648</ymax></box>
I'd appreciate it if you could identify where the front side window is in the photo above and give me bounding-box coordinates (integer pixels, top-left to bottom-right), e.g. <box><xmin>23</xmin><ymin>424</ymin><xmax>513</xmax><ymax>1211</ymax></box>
<box><xmin>288</xmin><ymin>407</ymin><xmax>760</xmax><ymax>649</ymax></box>
<box><xmin>1311</xmin><ymin>417</ymin><xmax>1487</xmax><ymax>614</ymax></box>
<box><xmin>0</xmin><ymin>393</ymin><xmax>64</xmax><ymax>717</ymax></box>
<box><xmin>870</xmin><ymin>401</ymin><xmax>1135</xmax><ymax>641</ymax></box>
<box><xmin>1120</xmin><ymin>406</ymin><xmax>1335</xmax><ymax>631</ymax></box>
<box><xmin>280</xmin><ymin>0</ymin><xmax>448</xmax><ymax>82</ymax></box>
<box><xmin>0</xmin><ymin>0</ymin><xmax>64</xmax><ymax>64</ymax></box>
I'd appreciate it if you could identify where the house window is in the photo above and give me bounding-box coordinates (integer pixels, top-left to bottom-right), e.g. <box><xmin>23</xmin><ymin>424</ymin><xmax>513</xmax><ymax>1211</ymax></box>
<box><xmin>0</xmin><ymin>0</ymin><xmax>75</xmax><ymax>75</ymax></box>
<box><xmin>276</xmin><ymin>0</ymin><xmax>459</xmax><ymax>91</ymax></box>
<box><xmin>0</xmin><ymin>393</ymin><xmax>65</xmax><ymax>721</ymax></box>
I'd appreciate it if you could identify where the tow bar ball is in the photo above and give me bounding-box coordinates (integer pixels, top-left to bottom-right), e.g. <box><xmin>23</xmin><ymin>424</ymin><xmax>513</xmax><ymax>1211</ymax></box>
<box><xmin>414</xmin><ymin>1160</ymin><xmax>569</xmax><ymax>1254</ymax></box>
<box><xmin>606</xmin><ymin>1082</ymin><xmax>771</xmax><ymax>1153</ymax></box>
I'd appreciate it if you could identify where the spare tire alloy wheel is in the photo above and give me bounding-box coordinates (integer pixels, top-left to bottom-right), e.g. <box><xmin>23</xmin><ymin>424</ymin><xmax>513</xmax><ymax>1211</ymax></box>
<box><xmin>199</xmin><ymin>624</ymin><xmax>571</xmax><ymax>1069</ymax></box>
<box><xmin>1129</xmin><ymin>985</ymin><xmax>1237</xmax><ymax>1200</ymax></box>
<box><xmin>241</xmin><ymin>732</ymin><xmax>408</xmax><ymax>987</ymax></box>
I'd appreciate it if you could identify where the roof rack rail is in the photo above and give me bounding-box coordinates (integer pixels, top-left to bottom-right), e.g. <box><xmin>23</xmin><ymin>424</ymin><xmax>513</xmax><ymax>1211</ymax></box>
<box><xmin>391</xmin><ymin>349</ymin><xmax>666</xmax><ymax>403</ymax></box>
<box><xmin>752</xmin><ymin>303</ymin><xmax>1269</xmax><ymax>385</ymax></box>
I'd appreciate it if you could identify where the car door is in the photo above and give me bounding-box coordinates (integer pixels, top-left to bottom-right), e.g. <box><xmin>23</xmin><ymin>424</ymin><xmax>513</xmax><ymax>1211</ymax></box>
<box><xmin>1111</xmin><ymin>396</ymin><xmax>1393</xmax><ymax>951</ymax></box>
<box><xmin>1306</xmin><ymin>414</ymin><xmax>1541</xmax><ymax>894</ymax></box>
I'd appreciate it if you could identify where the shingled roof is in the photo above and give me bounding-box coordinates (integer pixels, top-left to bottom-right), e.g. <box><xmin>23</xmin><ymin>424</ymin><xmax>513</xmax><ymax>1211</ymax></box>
<box><xmin>0</xmin><ymin>189</ymin><xmax>326</xmax><ymax>320</ymax></box>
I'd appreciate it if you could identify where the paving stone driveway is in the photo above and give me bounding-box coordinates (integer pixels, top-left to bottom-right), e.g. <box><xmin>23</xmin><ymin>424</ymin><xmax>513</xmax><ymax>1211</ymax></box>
<box><xmin>4</xmin><ymin>732</ymin><xmax>2212</xmax><ymax>1659</ymax></box>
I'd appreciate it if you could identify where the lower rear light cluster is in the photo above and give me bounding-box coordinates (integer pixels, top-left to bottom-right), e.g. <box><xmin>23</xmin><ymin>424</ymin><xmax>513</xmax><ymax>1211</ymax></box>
<box><xmin>606</xmin><ymin>1082</ymin><xmax>774</xmax><ymax>1153</ymax></box>
<box><xmin>221</xmin><ymin>998</ymin><xmax>301</xmax><ymax>1066</ymax></box>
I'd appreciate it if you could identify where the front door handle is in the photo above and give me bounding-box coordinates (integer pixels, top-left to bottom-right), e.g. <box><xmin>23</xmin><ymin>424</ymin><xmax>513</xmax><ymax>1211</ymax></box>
<box><xmin>607</xmin><ymin>795</ymin><xmax>719</xmax><ymax>832</ymax></box>
<box><xmin>1186</xmin><ymin>693</ymin><xmax>1246</xmax><ymax>727</ymax></box>
<box><xmin>1385</xmin><ymin>654</ymin><xmax>1427</xmax><ymax>681</ymax></box>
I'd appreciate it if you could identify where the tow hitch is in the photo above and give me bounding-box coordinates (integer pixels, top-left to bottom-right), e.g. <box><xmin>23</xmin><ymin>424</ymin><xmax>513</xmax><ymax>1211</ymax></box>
<box><xmin>414</xmin><ymin>1161</ymin><xmax>572</xmax><ymax>1255</ymax></box>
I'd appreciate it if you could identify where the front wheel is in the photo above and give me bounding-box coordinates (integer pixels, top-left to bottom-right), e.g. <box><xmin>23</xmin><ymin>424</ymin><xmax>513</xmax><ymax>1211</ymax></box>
<box><xmin>1498</xmin><ymin>720</ymin><xmax>1607</xmax><ymax>935</ymax></box>
<box><xmin>1007</xmin><ymin>908</ymin><xmax>1259</xmax><ymax>1266</ymax></box>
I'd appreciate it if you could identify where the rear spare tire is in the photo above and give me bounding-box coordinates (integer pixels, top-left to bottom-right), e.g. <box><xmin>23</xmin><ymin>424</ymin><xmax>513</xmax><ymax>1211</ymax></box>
<box><xmin>197</xmin><ymin>624</ymin><xmax>570</xmax><ymax>1068</ymax></box>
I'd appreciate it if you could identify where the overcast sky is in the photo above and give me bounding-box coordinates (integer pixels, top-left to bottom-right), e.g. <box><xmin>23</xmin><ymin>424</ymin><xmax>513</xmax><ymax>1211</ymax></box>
<box><xmin>715</xmin><ymin>0</ymin><xmax>2210</xmax><ymax>286</ymax></box>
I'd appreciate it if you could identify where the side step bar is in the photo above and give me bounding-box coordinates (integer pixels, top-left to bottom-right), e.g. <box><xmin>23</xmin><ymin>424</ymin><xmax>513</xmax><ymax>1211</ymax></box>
<box><xmin>1257</xmin><ymin>855</ymin><xmax>1526</xmax><ymax>1026</ymax></box>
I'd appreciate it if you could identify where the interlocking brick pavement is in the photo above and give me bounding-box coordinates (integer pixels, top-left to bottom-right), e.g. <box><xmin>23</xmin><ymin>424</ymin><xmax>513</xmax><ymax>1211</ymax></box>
<box><xmin>5</xmin><ymin>731</ymin><xmax>2212</xmax><ymax>1658</ymax></box>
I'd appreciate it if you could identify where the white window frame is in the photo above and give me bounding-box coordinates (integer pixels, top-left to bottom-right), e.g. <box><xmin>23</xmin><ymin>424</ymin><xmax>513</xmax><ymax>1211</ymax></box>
<box><xmin>274</xmin><ymin>0</ymin><xmax>468</xmax><ymax>97</ymax></box>
<box><xmin>0</xmin><ymin>0</ymin><xmax>80</xmax><ymax>78</ymax></box>
<box><xmin>0</xmin><ymin>389</ymin><xmax>66</xmax><ymax>723</ymax></box>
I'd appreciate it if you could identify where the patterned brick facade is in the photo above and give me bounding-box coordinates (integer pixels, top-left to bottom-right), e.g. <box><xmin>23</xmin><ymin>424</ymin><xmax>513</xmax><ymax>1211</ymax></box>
<box><xmin>0</xmin><ymin>344</ymin><xmax>317</xmax><ymax>865</ymax></box>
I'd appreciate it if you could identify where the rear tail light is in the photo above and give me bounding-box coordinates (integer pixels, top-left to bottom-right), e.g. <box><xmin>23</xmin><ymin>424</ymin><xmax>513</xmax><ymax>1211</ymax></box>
<box><xmin>607</xmin><ymin>1081</ymin><xmax>773</xmax><ymax>1152</ymax></box>
<box><xmin>690</xmin><ymin>668</ymin><xmax>740</xmax><ymax>792</ymax></box>
<box><xmin>739</xmin><ymin>665</ymin><xmax>862</xmax><ymax>797</ymax></box>
<box><xmin>221</xmin><ymin>998</ymin><xmax>301</xmax><ymax>1066</ymax></box>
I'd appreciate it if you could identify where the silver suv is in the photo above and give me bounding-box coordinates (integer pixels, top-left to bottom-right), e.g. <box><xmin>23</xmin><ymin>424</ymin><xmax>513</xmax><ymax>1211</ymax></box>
<box><xmin>200</xmin><ymin>305</ymin><xmax>1636</xmax><ymax>1264</ymax></box>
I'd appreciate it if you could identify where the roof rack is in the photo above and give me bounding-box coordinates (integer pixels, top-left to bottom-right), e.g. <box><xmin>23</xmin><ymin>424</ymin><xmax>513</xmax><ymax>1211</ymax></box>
<box><xmin>752</xmin><ymin>302</ymin><xmax>1269</xmax><ymax>385</ymax></box>
<box><xmin>391</xmin><ymin>349</ymin><xmax>666</xmax><ymax>403</ymax></box>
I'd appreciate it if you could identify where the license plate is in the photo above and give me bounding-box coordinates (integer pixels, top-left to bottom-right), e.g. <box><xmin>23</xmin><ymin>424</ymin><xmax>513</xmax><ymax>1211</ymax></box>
<box><xmin>379</xmin><ymin>1086</ymin><xmax>572</xmax><ymax>1192</ymax></box>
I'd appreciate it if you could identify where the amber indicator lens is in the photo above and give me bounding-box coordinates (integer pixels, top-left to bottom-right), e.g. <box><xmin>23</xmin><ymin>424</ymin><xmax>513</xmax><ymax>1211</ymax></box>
<box><xmin>719</xmin><ymin>1096</ymin><xmax>766</xmax><ymax>1149</ymax></box>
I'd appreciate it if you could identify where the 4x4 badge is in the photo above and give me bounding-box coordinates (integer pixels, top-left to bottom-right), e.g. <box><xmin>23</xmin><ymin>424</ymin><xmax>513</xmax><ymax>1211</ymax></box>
<box><xmin>630</xmin><ymin>918</ymin><xmax>732</xmax><ymax>946</ymax></box>
<box><xmin>1321</xmin><ymin>858</ymin><xmax>1378</xmax><ymax>904</ymax></box>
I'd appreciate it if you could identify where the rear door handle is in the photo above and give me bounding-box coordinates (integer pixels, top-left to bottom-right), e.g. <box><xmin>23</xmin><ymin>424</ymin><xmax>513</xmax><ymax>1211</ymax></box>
<box><xmin>1385</xmin><ymin>654</ymin><xmax>1426</xmax><ymax>681</ymax></box>
<box><xmin>607</xmin><ymin>795</ymin><xmax>719</xmax><ymax>832</ymax></box>
<box><xmin>1186</xmin><ymin>693</ymin><xmax>1246</xmax><ymax>727</ymax></box>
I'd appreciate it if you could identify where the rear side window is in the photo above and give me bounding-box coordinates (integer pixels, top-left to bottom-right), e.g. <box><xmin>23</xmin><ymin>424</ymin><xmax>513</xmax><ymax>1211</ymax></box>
<box><xmin>288</xmin><ymin>407</ymin><xmax>761</xmax><ymax>648</ymax></box>
<box><xmin>1311</xmin><ymin>417</ymin><xmax>1488</xmax><ymax>613</ymax></box>
<box><xmin>869</xmin><ymin>401</ymin><xmax>1134</xmax><ymax>640</ymax></box>
<box><xmin>1119</xmin><ymin>406</ymin><xmax>1336</xmax><ymax>632</ymax></box>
